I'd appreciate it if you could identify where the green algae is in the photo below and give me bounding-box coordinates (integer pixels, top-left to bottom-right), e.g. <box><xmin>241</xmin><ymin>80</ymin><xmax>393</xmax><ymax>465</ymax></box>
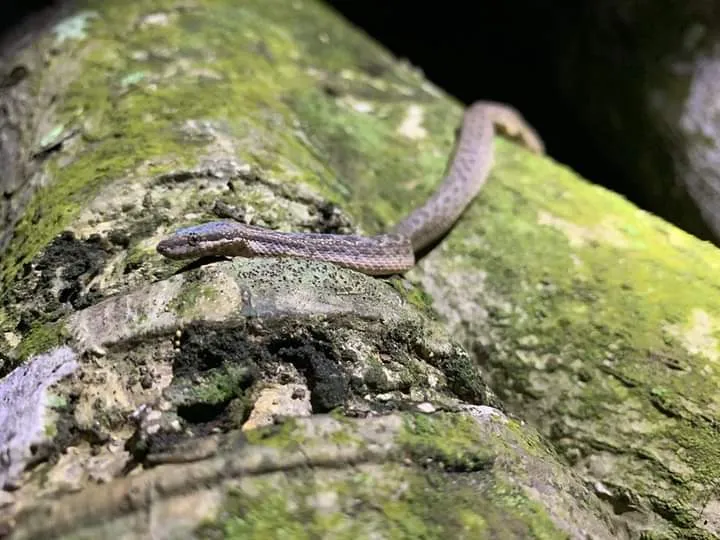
<box><xmin>399</xmin><ymin>412</ymin><xmax>496</xmax><ymax>471</ymax></box>
<box><xmin>196</xmin><ymin>470</ymin><xmax>548</xmax><ymax>540</ymax></box>
<box><xmin>9</xmin><ymin>321</ymin><xmax>68</xmax><ymax>369</ymax></box>
<box><xmin>418</xmin><ymin>134</ymin><xmax>720</xmax><ymax>530</ymax></box>
<box><xmin>387</xmin><ymin>276</ymin><xmax>438</xmax><ymax>317</ymax></box>
<box><xmin>242</xmin><ymin>417</ymin><xmax>306</xmax><ymax>450</ymax></box>
<box><xmin>166</xmin><ymin>277</ymin><xmax>218</xmax><ymax>319</ymax></box>
<box><xmin>185</xmin><ymin>363</ymin><xmax>253</xmax><ymax>406</ymax></box>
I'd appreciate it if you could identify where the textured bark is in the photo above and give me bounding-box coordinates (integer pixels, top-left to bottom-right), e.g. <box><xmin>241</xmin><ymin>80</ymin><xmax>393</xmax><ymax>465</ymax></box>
<box><xmin>0</xmin><ymin>1</ymin><xmax>718</xmax><ymax>539</ymax></box>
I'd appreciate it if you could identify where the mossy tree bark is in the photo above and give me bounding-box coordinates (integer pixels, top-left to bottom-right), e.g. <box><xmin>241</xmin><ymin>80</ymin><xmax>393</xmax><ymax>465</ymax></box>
<box><xmin>0</xmin><ymin>1</ymin><xmax>718</xmax><ymax>539</ymax></box>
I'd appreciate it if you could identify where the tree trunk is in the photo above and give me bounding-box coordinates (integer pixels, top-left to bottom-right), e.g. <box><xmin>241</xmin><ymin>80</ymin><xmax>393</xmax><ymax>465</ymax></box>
<box><xmin>0</xmin><ymin>1</ymin><xmax>718</xmax><ymax>538</ymax></box>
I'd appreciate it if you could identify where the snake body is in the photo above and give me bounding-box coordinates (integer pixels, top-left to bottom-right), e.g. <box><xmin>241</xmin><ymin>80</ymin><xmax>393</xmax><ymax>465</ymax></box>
<box><xmin>157</xmin><ymin>101</ymin><xmax>543</xmax><ymax>275</ymax></box>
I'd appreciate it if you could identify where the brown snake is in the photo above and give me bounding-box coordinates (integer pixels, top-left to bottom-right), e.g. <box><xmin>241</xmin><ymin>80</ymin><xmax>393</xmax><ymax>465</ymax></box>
<box><xmin>157</xmin><ymin>101</ymin><xmax>543</xmax><ymax>275</ymax></box>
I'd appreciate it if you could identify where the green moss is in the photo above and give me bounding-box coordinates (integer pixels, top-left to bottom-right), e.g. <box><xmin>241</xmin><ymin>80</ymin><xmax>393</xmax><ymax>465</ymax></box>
<box><xmin>488</xmin><ymin>480</ymin><xmax>570</xmax><ymax>540</ymax></box>
<box><xmin>387</xmin><ymin>277</ymin><xmax>438</xmax><ymax>318</ymax></box>
<box><xmin>242</xmin><ymin>417</ymin><xmax>306</xmax><ymax>450</ymax></box>
<box><xmin>503</xmin><ymin>418</ymin><xmax>547</xmax><ymax>456</ymax></box>
<box><xmin>198</xmin><ymin>463</ymin><xmax>565</xmax><ymax>539</ymax></box>
<box><xmin>473</xmin><ymin>140</ymin><xmax>720</xmax><ymax>376</ymax></box>
<box><xmin>122</xmin><ymin>242</ymin><xmax>155</xmax><ymax>273</ymax></box>
<box><xmin>198</xmin><ymin>483</ymin><xmax>325</xmax><ymax>540</ymax></box>
<box><xmin>167</xmin><ymin>277</ymin><xmax>218</xmax><ymax>319</ymax></box>
<box><xmin>12</xmin><ymin>321</ymin><xmax>68</xmax><ymax>364</ymax></box>
<box><xmin>407</xmin><ymin>133</ymin><xmax>720</xmax><ymax>519</ymax></box>
<box><xmin>190</xmin><ymin>364</ymin><xmax>253</xmax><ymax>405</ymax></box>
<box><xmin>328</xmin><ymin>408</ymin><xmax>357</xmax><ymax>426</ymax></box>
<box><xmin>288</xmin><ymin>89</ymin><xmax>458</xmax><ymax>235</ymax></box>
<box><xmin>398</xmin><ymin>413</ymin><xmax>496</xmax><ymax>471</ymax></box>
<box><xmin>328</xmin><ymin>427</ymin><xmax>362</xmax><ymax>447</ymax></box>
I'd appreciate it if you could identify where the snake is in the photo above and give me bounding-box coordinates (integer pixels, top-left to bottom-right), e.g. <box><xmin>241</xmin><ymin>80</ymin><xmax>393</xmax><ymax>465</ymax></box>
<box><xmin>156</xmin><ymin>101</ymin><xmax>543</xmax><ymax>275</ymax></box>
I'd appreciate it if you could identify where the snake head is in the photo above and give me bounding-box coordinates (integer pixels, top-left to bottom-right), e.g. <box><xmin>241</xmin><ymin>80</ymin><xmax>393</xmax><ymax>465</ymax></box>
<box><xmin>157</xmin><ymin>220</ymin><xmax>250</xmax><ymax>259</ymax></box>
